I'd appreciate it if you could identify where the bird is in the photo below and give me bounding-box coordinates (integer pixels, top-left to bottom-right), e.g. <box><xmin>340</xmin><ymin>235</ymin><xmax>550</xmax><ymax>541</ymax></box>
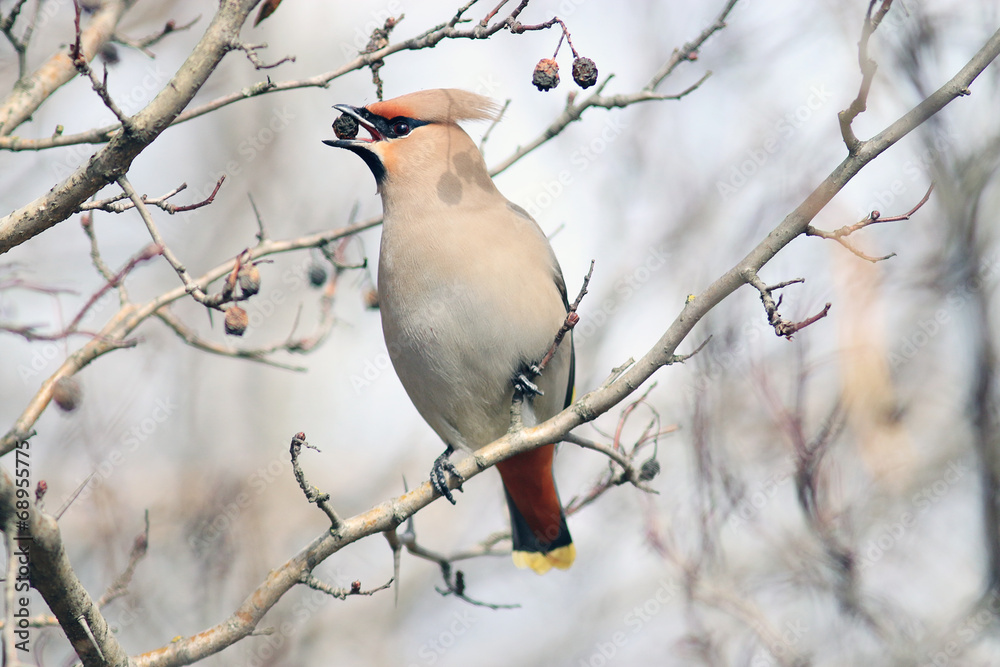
<box><xmin>324</xmin><ymin>89</ymin><xmax>575</xmax><ymax>574</ymax></box>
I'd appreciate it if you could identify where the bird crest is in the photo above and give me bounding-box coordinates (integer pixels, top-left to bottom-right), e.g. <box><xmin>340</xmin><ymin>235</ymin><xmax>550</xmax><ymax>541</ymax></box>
<box><xmin>367</xmin><ymin>89</ymin><xmax>500</xmax><ymax>124</ymax></box>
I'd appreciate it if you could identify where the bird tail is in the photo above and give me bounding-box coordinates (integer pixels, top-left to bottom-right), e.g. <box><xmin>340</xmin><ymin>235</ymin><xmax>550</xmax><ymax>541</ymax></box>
<box><xmin>497</xmin><ymin>444</ymin><xmax>575</xmax><ymax>574</ymax></box>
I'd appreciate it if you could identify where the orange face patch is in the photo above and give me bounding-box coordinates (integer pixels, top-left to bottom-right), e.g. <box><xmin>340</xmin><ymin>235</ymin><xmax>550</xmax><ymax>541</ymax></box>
<box><xmin>377</xmin><ymin>140</ymin><xmax>398</xmax><ymax>176</ymax></box>
<box><xmin>366</xmin><ymin>100</ymin><xmax>411</xmax><ymax>121</ymax></box>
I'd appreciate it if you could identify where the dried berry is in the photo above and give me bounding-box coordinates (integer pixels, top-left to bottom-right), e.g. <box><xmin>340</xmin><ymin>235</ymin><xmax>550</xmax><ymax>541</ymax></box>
<box><xmin>362</xmin><ymin>287</ymin><xmax>379</xmax><ymax>310</ymax></box>
<box><xmin>99</xmin><ymin>43</ymin><xmax>120</xmax><ymax>66</ymax></box>
<box><xmin>639</xmin><ymin>458</ymin><xmax>661</xmax><ymax>482</ymax></box>
<box><xmin>532</xmin><ymin>58</ymin><xmax>560</xmax><ymax>92</ymax></box>
<box><xmin>225</xmin><ymin>306</ymin><xmax>249</xmax><ymax>336</ymax></box>
<box><xmin>333</xmin><ymin>114</ymin><xmax>359</xmax><ymax>140</ymax></box>
<box><xmin>572</xmin><ymin>57</ymin><xmax>598</xmax><ymax>89</ymax></box>
<box><xmin>308</xmin><ymin>263</ymin><xmax>327</xmax><ymax>288</ymax></box>
<box><xmin>52</xmin><ymin>376</ymin><xmax>82</xmax><ymax>412</ymax></box>
<box><xmin>238</xmin><ymin>263</ymin><xmax>261</xmax><ymax>296</ymax></box>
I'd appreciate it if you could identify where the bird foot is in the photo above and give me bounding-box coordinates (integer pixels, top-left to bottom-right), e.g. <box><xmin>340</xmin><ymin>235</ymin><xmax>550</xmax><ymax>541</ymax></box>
<box><xmin>514</xmin><ymin>371</ymin><xmax>544</xmax><ymax>397</ymax></box>
<box><xmin>431</xmin><ymin>447</ymin><xmax>464</xmax><ymax>505</ymax></box>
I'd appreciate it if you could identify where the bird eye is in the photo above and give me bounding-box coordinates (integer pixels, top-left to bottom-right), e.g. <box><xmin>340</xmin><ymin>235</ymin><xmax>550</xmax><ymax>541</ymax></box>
<box><xmin>392</xmin><ymin>120</ymin><xmax>411</xmax><ymax>136</ymax></box>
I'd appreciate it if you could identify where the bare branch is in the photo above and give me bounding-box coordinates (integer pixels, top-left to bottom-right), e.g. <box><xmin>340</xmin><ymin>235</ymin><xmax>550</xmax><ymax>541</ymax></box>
<box><xmin>510</xmin><ymin>15</ymin><xmax>580</xmax><ymax>58</ymax></box>
<box><xmin>118</xmin><ymin>175</ymin><xmax>219</xmax><ymax>308</ymax></box>
<box><xmin>79</xmin><ymin>211</ymin><xmax>115</xmax><ymax>284</ymax></box>
<box><xmin>645</xmin><ymin>0</ymin><xmax>739</xmax><ymax>90</ymax></box>
<box><xmin>70</xmin><ymin>0</ymin><xmax>131</xmax><ymax>126</ymax></box>
<box><xmin>748</xmin><ymin>274</ymin><xmax>831</xmax><ymax>339</ymax></box>
<box><xmin>153</xmin><ymin>309</ymin><xmax>309</xmax><ymax>372</ymax></box>
<box><xmin>0</xmin><ymin>271</ymin><xmax>80</xmax><ymax>297</ymax></box>
<box><xmin>289</xmin><ymin>433</ymin><xmax>343</xmax><ymax>529</ymax></box>
<box><xmin>838</xmin><ymin>0</ymin><xmax>896</xmax><ymax>152</ymax></box>
<box><xmin>806</xmin><ymin>183</ymin><xmax>933</xmax><ymax>262</ymax></box>
<box><xmin>299</xmin><ymin>573</ymin><xmax>392</xmax><ymax>600</ymax></box>
<box><xmin>1</xmin><ymin>215</ymin><xmax>379</xmax><ymax>455</ymax></box>
<box><xmin>396</xmin><ymin>516</ymin><xmax>520</xmax><ymax>609</ymax></box>
<box><xmin>564</xmin><ymin>433</ymin><xmax>658</xmax><ymax>491</ymax></box>
<box><xmin>0</xmin><ymin>0</ymin><xmax>34</xmax><ymax>79</ymax></box>
<box><xmin>79</xmin><ymin>178</ymin><xmax>225</xmax><ymax>215</ymax></box>
<box><xmin>0</xmin><ymin>1</ymin><xmax>540</xmax><ymax>153</ymax></box>
<box><xmin>363</xmin><ymin>15</ymin><xmax>404</xmax><ymax>100</ymax></box>
<box><xmin>490</xmin><ymin>53</ymin><xmax>715</xmax><ymax>178</ymax></box>
<box><xmin>234</xmin><ymin>42</ymin><xmax>295</xmax><ymax>70</ymax></box>
<box><xmin>0</xmin><ymin>0</ymin><xmax>720</xmax><ymax>159</ymax></box>
<box><xmin>0</xmin><ymin>0</ymin><xmax>135</xmax><ymax>136</ymax></box>
<box><xmin>0</xmin><ymin>466</ymin><xmax>130</xmax><ymax>667</ymax></box>
<box><xmin>0</xmin><ymin>0</ymin><xmax>259</xmax><ymax>254</ymax></box>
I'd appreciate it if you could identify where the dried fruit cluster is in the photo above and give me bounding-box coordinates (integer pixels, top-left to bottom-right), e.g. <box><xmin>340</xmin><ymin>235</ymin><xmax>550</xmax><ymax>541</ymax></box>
<box><xmin>221</xmin><ymin>259</ymin><xmax>263</xmax><ymax>337</ymax></box>
<box><xmin>533</xmin><ymin>55</ymin><xmax>598</xmax><ymax>92</ymax></box>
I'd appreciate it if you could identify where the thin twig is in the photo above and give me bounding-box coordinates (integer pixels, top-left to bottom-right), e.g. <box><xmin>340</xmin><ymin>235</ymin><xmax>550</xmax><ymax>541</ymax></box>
<box><xmin>118</xmin><ymin>175</ymin><xmax>235</xmax><ymax>308</ymax></box>
<box><xmin>397</xmin><ymin>514</ymin><xmax>520</xmax><ymax>609</ymax></box>
<box><xmin>748</xmin><ymin>274</ymin><xmax>831</xmax><ymax>339</ymax></box>
<box><xmin>66</xmin><ymin>243</ymin><xmax>161</xmax><ymax>333</ymax></box>
<box><xmin>537</xmin><ymin>260</ymin><xmax>594</xmax><ymax>373</ymax></box>
<box><xmin>114</xmin><ymin>15</ymin><xmax>200</xmax><ymax>57</ymax></box>
<box><xmin>70</xmin><ymin>0</ymin><xmax>130</xmax><ymax>126</ymax></box>
<box><xmin>234</xmin><ymin>42</ymin><xmax>295</xmax><ymax>70</ymax></box>
<box><xmin>0</xmin><ymin>0</ymin><xmax>32</xmax><ymax>78</ymax></box>
<box><xmin>298</xmin><ymin>573</ymin><xmax>392</xmax><ymax>600</ymax></box>
<box><xmin>289</xmin><ymin>433</ymin><xmax>343</xmax><ymax>529</ymax></box>
<box><xmin>645</xmin><ymin>0</ymin><xmax>739</xmax><ymax>90</ymax></box>
<box><xmin>806</xmin><ymin>183</ymin><xmax>933</xmax><ymax>262</ymax></box>
<box><xmin>838</xmin><ymin>0</ymin><xmax>895</xmax><ymax>152</ymax></box>
<box><xmin>247</xmin><ymin>194</ymin><xmax>268</xmax><ymax>243</ymax></box>
<box><xmin>154</xmin><ymin>309</ymin><xmax>309</xmax><ymax>372</ymax></box>
<box><xmin>97</xmin><ymin>510</ymin><xmax>150</xmax><ymax>607</ymax></box>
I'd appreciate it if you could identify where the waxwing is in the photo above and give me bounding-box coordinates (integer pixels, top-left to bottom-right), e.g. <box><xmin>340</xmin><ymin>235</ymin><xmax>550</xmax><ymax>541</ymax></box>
<box><xmin>325</xmin><ymin>89</ymin><xmax>575</xmax><ymax>574</ymax></box>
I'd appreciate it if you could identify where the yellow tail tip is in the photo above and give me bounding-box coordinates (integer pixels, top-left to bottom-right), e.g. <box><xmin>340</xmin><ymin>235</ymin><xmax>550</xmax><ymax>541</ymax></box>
<box><xmin>512</xmin><ymin>544</ymin><xmax>576</xmax><ymax>574</ymax></box>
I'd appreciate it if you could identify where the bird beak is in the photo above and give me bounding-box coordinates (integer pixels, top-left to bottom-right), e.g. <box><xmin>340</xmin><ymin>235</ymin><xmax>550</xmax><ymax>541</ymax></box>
<box><xmin>323</xmin><ymin>104</ymin><xmax>384</xmax><ymax>148</ymax></box>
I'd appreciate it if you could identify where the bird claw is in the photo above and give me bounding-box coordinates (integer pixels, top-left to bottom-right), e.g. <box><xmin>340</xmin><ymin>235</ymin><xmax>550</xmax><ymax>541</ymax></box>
<box><xmin>431</xmin><ymin>447</ymin><xmax>464</xmax><ymax>505</ymax></box>
<box><xmin>514</xmin><ymin>372</ymin><xmax>543</xmax><ymax>397</ymax></box>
